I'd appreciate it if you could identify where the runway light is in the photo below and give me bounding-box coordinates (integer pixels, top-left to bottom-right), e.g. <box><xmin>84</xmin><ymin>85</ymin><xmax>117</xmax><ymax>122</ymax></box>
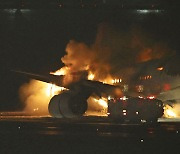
<box><xmin>157</xmin><ymin>67</ymin><xmax>163</xmax><ymax>71</ymax></box>
<box><xmin>137</xmin><ymin>10</ymin><xmax>161</xmax><ymax>14</ymax></box>
<box><xmin>136</xmin><ymin>111</ymin><xmax>139</xmax><ymax>115</ymax></box>
<box><xmin>18</xmin><ymin>126</ymin><xmax>21</xmax><ymax>129</ymax></box>
<box><xmin>120</xmin><ymin>96</ymin><xmax>128</xmax><ymax>100</ymax></box>
<box><xmin>177</xmin><ymin>131</ymin><xmax>179</xmax><ymax>134</ymax></box>
<box><xmin>123</xmin><ymin>110</ymin><xmax>126</xmax><ymax>113</ymax></box>
<box><xmin>138</xmin><ymin>10</ymin><xmax>148</xmax><ymax>13</ymax></box>
<box><xmin>141</xmin><ymin>119</ymin><xmax>146</xmax><ymax>123</ymax></box>
<box><xmin>147</xmin><ymin>96</ymin><xmax>155</xmax><ymax>99</ymax></box>
<box><xmin>140</xmin><ymin>139</ymin><xmax>144</xmax><ymax>142</ymax></box>
<box><xmin>148</xmin><ymin>131</ymin><xmax>154</xmax><ymax>134</ymax></box>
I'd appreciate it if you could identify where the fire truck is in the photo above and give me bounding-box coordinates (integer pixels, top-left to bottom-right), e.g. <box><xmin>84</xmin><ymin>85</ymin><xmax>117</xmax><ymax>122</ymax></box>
<box><xmin>108</xmin><ymin>96</ymin><xmax>164</xmax><ymax>122</ymax></box>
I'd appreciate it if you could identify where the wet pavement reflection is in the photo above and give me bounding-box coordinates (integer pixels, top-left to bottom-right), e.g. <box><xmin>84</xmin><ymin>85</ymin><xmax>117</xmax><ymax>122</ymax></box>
<box><xmin>0</xmin><ymin>114</ymin><xmax>180</xmax><ymax>154</ymax></box>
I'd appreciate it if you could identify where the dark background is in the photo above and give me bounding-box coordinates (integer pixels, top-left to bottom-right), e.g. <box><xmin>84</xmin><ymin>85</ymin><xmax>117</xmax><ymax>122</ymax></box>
<box><xmin>0</xmin><ymin>0</ymin><xmax>180</xmax><ymax>111</ymax></box>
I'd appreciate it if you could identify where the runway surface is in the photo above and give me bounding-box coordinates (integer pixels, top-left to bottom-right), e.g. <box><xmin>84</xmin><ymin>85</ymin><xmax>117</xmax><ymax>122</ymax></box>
<box><xmin>0</xmin><ymin>112</ymin><xmax>180</xmax><ymax>154</ymax></box>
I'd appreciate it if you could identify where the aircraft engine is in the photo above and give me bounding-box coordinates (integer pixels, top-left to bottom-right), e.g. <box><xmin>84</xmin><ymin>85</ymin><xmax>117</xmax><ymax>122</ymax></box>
<box><xmin>48</xmin><ymin>91</ymin><xmax>88</xmax><ymax>118</ymax></box>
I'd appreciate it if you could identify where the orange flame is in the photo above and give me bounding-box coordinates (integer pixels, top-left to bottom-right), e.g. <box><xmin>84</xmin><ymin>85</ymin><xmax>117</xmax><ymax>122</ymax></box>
<box><xmin>88</xmin><ymin>72</ymin><xmax>95</xmax><ymax>80</ymax></box>
<box><xmin>50</xmin><ymin>66</ymin><xmax>69</xmax><ymax>75</ymax></box>
<box><xmin>46</xmin><ymin>83</ymin><xmax>66</xmax><ymax>97</ymax></box>
<box><xmin>164</xmin><ymin>104</ymin><xmax>177</xmax><ymax>118</ymax></box>
<box><xmin>93</xmin><ymin>97</ymin><xmax>108</xmax><ymax>108</ymax></box>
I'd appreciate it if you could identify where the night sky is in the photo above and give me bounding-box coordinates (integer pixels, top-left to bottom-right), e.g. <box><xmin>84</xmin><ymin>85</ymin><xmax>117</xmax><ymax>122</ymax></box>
<box><xmin>0</xmin><ymin>2</ymin><xmax>180</xmax><ymax>111</ymax></box>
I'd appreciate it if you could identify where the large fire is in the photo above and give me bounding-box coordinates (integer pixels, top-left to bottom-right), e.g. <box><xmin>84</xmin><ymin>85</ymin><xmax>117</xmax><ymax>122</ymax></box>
<box><xmin>49</xmin><ymin>68</ymin><xmax>110</xmax><ymax>116</ymax></box>
<box><xmin>19</xmin><ymin>24</ymin><xmax>178</xmax><ymax>118</ymax></box>
<box><xmin>20</xmin><ymin>77</ymin><xmax>180</xmax><ymax>118</ymax></box>
<box><xmin>19</xmin><ymin>79</ymin><xmax>110</xmax><ymax>116</ymax></box>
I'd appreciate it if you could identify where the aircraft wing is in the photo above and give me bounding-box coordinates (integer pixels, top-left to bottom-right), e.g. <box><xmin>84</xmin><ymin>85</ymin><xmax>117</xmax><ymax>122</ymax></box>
<box><xmin>157</xmin><ymin>85</ymin><xmax>180</xmax><ymax>102</ymax></box>
<box><xmin>11</xmin><ymin>70</ymin><xmax>64</xmax><ymax>87</ymax></box>
<box><xmin>11</xmin><ymin>70</ymin><xmax>120</xmax><ymax>97</ymax></box>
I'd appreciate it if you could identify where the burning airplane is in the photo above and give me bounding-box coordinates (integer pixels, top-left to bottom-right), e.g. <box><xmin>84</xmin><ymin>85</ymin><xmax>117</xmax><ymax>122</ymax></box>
<box><xmin>14</xmin><ymin>24</ymin><xmax>180</xmax><ymax>120</ymax></box>
<box><xmin>15</xmin><ymin>69</ymin><xmax>122</xmax><ymax>118</ymax></box>
<box><xmin>13</xmin><ymin>68</ymin><xmax>165</xmax><ymax>122</ymax></box>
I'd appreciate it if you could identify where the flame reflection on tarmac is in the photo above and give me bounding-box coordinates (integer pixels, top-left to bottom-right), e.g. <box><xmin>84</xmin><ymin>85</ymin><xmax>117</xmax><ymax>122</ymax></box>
<box><xmin>0</xmin><ymin>112</ymin><xmax>180</xmax><ymax>154</ymax></box>
<box><xmin>1</xmin><ymin>112</ymin><xmax>180</xmax><ymax>122</ymax></box>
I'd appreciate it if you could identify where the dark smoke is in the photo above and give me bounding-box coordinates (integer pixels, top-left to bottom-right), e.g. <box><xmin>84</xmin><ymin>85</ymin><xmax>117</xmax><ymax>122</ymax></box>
<box><xmin>61</xmin><ymin>23</ymin><xmax>172</xmax><ymax>83</ymax></box>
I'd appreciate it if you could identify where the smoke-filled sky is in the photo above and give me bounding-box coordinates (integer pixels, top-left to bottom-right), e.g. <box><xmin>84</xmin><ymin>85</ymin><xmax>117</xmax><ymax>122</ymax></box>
<box><xmin>60</xmin><ymin>22</ymin><xmax>173</xmax><ymax>83</ymax></box>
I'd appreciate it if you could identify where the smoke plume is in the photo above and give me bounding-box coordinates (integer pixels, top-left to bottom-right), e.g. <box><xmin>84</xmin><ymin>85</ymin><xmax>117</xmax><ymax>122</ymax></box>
<box><xmin>61</xmin><ymin>23</ymin><xmax>171</xmax><ymax>84</ymax></box>
<box><xmin>19</xmin><ymin>80</ymin><xmax>56</xmax><ymax>115</ymax></box>
<box><xmin>20</xmin><ymin>23</ymin><xmax>172</xmax><ymax>115</ymax></box>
